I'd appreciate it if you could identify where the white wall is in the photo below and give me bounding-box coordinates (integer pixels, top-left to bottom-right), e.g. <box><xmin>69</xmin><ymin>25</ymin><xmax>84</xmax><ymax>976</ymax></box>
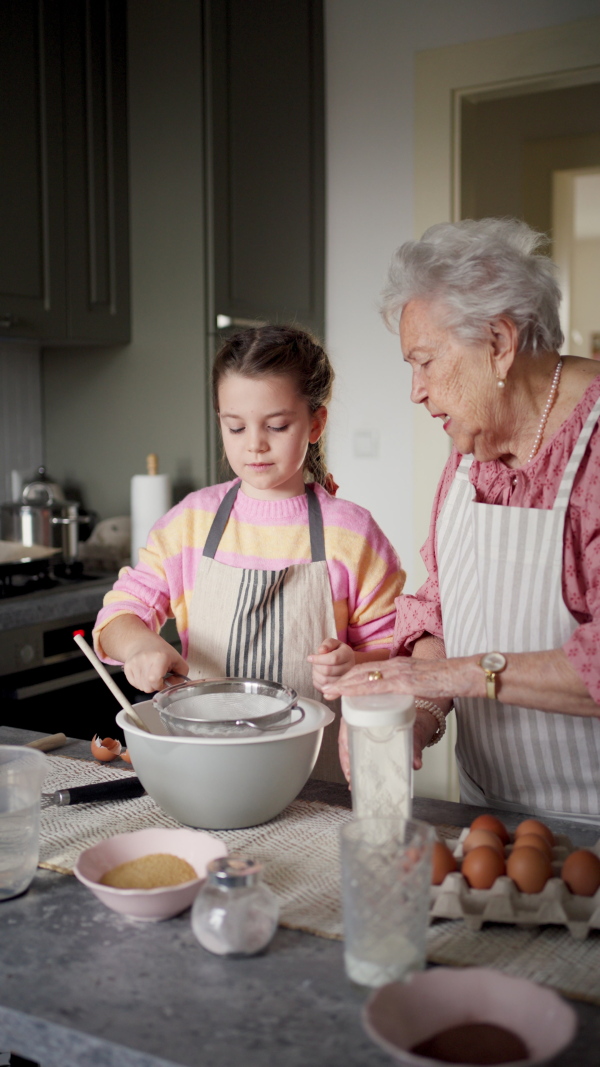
<box><xmin>324</xmin><ymin>0</ymin><xmax>600</xmax><ymax>591</ymax></box>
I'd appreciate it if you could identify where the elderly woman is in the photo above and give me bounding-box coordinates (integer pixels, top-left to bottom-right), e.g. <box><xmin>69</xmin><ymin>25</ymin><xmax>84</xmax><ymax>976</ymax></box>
<box><xmin>323</xmin><ymin>218</ymin><xmax>600</xmax><ymax>822</ymax></box>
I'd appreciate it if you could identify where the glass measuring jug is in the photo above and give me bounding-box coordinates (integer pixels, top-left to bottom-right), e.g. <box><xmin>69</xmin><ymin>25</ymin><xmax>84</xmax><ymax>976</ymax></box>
<box><xmin>0</xmin><ymin>746</ymin><xmax>46</xmax><ymax>901</ymax></box>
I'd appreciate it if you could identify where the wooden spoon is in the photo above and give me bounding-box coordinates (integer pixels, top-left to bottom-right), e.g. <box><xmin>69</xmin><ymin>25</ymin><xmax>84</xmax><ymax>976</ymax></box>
<box><xmin>72</xmin><ymin>633</ymin><xmax>151</xmax><ymax>733</ymax></box>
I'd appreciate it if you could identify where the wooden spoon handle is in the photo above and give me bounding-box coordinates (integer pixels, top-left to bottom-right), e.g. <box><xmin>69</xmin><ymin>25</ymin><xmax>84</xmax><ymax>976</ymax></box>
<box><xmin>72</xmin><ymin>633</ymin><xmax>151</xmax><ymax>733</ymax></box>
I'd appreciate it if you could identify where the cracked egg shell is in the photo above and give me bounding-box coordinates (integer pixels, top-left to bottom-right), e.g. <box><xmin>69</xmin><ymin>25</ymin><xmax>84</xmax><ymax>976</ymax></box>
<box><xmin>91</xmin><ymin>735</ymin><xmax>122</xmax><ymax>762</ymax></box>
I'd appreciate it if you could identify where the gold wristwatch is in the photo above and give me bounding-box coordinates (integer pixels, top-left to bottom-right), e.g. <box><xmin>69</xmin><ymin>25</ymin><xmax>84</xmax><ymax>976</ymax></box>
<box><xmin>480</xmin><ymin>652</ymin><xmax>507</xmax><ymax>700</ymax></box>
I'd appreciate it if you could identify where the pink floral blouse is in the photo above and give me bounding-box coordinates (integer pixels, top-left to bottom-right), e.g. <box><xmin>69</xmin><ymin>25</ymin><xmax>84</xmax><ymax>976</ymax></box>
<box><xmin>392</xmin><ymin>373</ymin><xmax>600</xmax><ymax>704</ymax></box>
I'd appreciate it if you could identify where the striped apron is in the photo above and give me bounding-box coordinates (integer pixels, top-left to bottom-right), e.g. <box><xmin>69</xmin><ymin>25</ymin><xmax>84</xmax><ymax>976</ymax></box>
<box><xmin>437</xmin><ymin>395</ymin><xmax>600</xmax><ymax>822</ymax></box>
<box><xmin>186</xmin><ymin>482</ymin><xmax>343</xmax><ymax>782</ymax></box>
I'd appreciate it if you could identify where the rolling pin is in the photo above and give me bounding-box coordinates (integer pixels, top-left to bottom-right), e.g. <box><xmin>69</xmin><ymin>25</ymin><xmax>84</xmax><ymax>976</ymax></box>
<box><xmin>26</xmin><ymin>732</ymin><xmax>68</xmax><ymax>752</ymax></box>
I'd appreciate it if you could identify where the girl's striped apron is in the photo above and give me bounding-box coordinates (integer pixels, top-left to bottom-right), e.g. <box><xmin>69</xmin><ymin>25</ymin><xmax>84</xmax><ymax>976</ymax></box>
<box><xmin>186</xmin><ymin>482</ymin><xmax>343</xmax><ymax>782</ymax></box>
<box><xmin>436</xmin><ymin>395</ymin><xmax>600</xmax><ymax>822</ymax></box>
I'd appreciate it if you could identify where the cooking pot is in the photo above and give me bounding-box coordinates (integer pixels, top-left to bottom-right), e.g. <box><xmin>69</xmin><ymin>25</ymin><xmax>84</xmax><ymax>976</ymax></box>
<box><xmin>0</xmin><ymin>468</ymin><xmax>90</xmax><ymax>562</ymax></box>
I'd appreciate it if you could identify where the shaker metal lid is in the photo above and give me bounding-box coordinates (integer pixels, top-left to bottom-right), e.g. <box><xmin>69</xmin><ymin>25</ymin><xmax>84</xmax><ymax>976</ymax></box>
<box><xmin>341</xmin><ymin>693</ymin><xmax>415</xmax><ymax>728</ymax></box>
<box><xmin>206</xmin><ymin>857</ymin><xmax>263</xmax><ymax>887</ymax></box>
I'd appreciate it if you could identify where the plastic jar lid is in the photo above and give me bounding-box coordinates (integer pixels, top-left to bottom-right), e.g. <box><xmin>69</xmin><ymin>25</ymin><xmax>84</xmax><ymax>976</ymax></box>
<box><xmin>341</xmin><ymin>693</ymin><xmax>415</xmax><ymax>729</ymax></box>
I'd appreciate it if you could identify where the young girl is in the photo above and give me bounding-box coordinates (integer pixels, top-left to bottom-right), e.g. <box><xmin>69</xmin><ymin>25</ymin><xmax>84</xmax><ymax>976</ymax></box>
<box><xmin>94</xmin><ymin>325</ymin><xmax>405</xmax><ymax>780</ymax></box>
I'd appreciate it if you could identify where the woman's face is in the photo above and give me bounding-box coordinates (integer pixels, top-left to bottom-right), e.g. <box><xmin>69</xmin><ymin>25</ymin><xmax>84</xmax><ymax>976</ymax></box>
<box><xmin>217</xmin><ymin>372</ymin><xmax>326</xmax><ymax>499</ymax></box>
<box><xmin>400</xmin><ymin>298</ymin><xmax>502</xmax><ymax>460</ymax></box>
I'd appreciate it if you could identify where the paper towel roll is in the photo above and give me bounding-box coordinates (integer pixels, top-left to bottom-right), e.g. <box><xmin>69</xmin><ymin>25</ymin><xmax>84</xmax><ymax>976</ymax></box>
<box><xmin>130</xmin><ymin>472</ymin><xmax>172</xmax><ymax>565</ymax></box>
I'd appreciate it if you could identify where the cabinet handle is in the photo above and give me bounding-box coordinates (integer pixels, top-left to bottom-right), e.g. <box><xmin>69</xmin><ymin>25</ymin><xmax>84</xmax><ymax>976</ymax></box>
<box><xmin>0</xmin><ymin>314</ymin><xmax>19</xmax><ymax>329</ymax></box>
<box><xmin>216</xmin><ymin>314</ymin><xmax>267</xmax><ymax>330</ymax></box>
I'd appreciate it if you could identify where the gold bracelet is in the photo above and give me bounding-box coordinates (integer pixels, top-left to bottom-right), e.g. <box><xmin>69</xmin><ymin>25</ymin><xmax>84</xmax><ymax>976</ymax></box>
<box><xmin>415</xmin><ymin>699</ymin><xmax>447</xmax><ymax>747</ymax></box>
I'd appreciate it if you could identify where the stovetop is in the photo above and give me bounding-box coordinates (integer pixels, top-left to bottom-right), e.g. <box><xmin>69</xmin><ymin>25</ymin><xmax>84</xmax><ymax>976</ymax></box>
<box><xmin>0</xmin><ymin>559</ymin><xmax>94</xmax><ymax>599</ymax></box>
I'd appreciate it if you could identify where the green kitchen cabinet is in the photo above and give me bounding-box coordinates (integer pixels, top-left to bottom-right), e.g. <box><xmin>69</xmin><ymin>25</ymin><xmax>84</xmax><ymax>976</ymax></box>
<box><xmin>204</xmin><ymin>0</ymin><xmax>325</xmax><ymax>340</ymax></box>
<box><xmin>0</xmin><ymin>0</ymin><xmax>130</xmax><ymax>345</ymax></box>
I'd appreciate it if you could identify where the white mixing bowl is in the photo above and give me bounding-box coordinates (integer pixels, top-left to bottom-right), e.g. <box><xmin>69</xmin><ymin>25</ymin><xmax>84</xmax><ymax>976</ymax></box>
<box><xmin>116</xmin><ymin>697</ymin><xmax>334</xmax><ymax>830</ymax></box>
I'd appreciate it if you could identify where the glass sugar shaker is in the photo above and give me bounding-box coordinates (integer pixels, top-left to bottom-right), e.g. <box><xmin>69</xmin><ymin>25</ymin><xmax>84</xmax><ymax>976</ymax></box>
<box><xmin>342</xmin><ymin>694</ymin><xmax>415</xmax><ymax>820</ymax></box>
<box><xmin>191</xmin><ymin>857</ymin><xmax>279</xmax><ymax>957</ymax></box>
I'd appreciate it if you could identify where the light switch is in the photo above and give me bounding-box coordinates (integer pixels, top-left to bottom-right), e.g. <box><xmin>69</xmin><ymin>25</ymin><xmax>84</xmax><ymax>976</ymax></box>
<box><xmin>353</xmin><ymin>430</ymin><xmax>379</xmax><ymax>458</ymax></box>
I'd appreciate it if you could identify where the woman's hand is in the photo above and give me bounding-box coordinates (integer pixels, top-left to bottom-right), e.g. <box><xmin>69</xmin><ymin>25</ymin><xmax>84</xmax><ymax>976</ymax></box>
<box><xmin>308</xmin><ymin>638</ymin><xmax>355</xmax><ymax>693</ymax></box>
<box><xmin>321</xmin><ymin>653</ymin><xmax>470</xmax><ymax>702</ymax></box>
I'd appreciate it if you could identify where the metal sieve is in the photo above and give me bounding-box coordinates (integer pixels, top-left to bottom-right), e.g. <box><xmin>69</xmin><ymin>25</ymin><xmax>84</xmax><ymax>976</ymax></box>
<box><xmin>153</xmin><ymin>677</ymin><xmax>305</xmax><ymax>738</ymax></box>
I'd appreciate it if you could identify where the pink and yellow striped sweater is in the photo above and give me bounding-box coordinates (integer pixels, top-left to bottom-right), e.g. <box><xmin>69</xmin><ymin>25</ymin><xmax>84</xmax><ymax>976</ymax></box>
<box><xmin>94</xmin><ymin>481</ymin><xmax>405</xmax><ymax>662</ymax></box>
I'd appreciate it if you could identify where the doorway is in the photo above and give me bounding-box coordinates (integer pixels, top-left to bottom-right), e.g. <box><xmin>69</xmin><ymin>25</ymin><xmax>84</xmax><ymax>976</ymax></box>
<box><xmin>460</xmin><ymin>81</ymin><xmax>600</xmax><ymax>362</ymax></box>
<box><xmin>553</xmin><ymin>168</ymin><xmax>600</xmax><ymax>359</ymax></box>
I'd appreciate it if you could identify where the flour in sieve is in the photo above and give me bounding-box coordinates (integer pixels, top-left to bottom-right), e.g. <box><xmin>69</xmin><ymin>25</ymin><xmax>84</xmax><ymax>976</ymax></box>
<box><xmin>167</xmin><ymin>692</ymin><xmax>288</xmax><ymax>722</ymax></box>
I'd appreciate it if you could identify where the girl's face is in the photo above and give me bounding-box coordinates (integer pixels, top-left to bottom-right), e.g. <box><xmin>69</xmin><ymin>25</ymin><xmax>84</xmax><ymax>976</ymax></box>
<box><xmin>217</xmin><ymin>372</ymin><xmax>327</xmax><ymax>499</ymax></box>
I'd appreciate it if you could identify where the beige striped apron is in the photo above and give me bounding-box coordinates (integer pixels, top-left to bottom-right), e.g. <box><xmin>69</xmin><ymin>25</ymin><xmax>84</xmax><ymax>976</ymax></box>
<box><xmin>186</xmin><ymin>482</ymin><xmax>343</xmax><ymax>782</ymax></box>
<box><xmin>437</xmin><ymin>395</ymin><xmax>600</xmax><ymax>822</ymax></box>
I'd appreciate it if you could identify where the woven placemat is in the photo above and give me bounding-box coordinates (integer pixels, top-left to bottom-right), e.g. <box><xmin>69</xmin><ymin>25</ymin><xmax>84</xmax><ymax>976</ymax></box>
<box><xmin>38</xmin><ymin>754</ymin><xmax>348</xmax><ymax>939</ymax></box>
<box><xmin>37</xmin><ymin>756</ymin><xmax>600</xmax><ymax>1002</ymax></box>
<box><xmin>427</xmin><ymin>918</ymin><xmax>600</xmax><ymax>1005</ymax></box>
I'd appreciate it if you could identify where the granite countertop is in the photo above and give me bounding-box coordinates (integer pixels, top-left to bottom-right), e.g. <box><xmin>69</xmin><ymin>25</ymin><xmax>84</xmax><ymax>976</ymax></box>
<box><xmin>0</xmin><ymin>575</ymin><xmax>117</xmax><ymax>632</ymax></box>
<box><xmin>0</xmin><ymin>727</ymin><xmax>599</xmax><ymax>1067</ymax></box>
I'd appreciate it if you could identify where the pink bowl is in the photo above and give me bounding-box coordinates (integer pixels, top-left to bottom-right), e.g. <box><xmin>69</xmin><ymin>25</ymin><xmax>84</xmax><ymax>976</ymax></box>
<box><xmin>74</xmin><ymin>827</ymin><xmax>227</xmax><ymax>921</ymax></box>
<box><xmin>363</xmin><ymin>967</ymin><xmax>577</xmax><ymax>1067</ymax></box>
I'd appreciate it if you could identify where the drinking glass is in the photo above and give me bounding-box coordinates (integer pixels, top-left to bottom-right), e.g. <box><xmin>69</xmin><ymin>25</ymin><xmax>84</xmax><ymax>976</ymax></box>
<box><xmin>340</xmin><ymin>817</ymin><xmax>434</xmax><ymax>988</ymax></box>
<box><xmin>0</xmin><ymin>746</ymin><xmax>46</xmax><ymax>901</ymax></box>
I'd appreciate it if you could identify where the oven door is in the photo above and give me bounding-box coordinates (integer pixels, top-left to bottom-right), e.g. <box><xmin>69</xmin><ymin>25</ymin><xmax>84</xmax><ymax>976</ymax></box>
<box><xmin>0</xmin><ymin>619</ymin><xmax>146</xmax><ymax>740</ymax></box>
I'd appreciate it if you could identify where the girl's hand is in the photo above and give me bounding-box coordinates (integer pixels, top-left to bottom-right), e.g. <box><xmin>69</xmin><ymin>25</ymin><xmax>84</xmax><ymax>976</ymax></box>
<box><xmin>123</xmin><ymin>638</ymin><xmax>189</xmax><ymax>693</ymax></box>
<box><xmin>308</xmin><ymin>638</ymin><xmax>355</xmax><ymax>693</ymax></box>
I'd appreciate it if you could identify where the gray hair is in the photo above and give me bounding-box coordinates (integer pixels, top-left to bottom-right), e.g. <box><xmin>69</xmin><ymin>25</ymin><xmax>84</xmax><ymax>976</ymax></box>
<box><xmin>380</xmin><ymin>218</ymin><xmax>564</xmax><ymax>355</ymax></box>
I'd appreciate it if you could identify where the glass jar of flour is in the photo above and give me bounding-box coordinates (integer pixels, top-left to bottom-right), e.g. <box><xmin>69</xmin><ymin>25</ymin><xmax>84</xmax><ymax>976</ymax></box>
<box><xmin>342</xmin><ymin>694</ymin><xmax>415</xmax><ymax>819</ymax></box>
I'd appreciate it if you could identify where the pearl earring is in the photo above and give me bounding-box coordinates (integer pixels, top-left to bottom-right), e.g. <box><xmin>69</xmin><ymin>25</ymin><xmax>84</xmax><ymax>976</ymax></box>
<box><xmin>497</xmin><ymin>378</ymin><xmax>506</xmax><ymax>389</ymax></box>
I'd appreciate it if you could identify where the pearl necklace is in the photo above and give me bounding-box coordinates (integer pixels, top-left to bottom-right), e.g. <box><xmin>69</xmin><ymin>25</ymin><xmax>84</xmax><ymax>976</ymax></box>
<box><xmin>527</xmin><ymin>358</ymin><xmax>563</xmax><ymax>464</ymax></box>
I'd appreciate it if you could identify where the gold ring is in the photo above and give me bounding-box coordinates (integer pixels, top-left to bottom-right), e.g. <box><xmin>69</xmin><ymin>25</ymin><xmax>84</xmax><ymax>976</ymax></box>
<box><xmin>367</xmin><ymin>669</ymin><xmax>383</xmax><ymax>682</ymax></box>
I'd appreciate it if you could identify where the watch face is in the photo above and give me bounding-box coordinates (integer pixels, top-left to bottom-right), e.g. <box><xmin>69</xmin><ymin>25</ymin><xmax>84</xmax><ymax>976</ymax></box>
<box><xmin>481</xmin><ymin>652</ymin><xmax>506</xmax><ymax>672</ymax></box>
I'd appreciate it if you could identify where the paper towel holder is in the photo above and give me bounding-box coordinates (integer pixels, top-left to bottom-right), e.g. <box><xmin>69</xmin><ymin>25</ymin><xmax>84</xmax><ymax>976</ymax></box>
<box><xmin>146</xmin><ymin>453</ymin><xmax>158</xmax><ymax>475</ymax></box>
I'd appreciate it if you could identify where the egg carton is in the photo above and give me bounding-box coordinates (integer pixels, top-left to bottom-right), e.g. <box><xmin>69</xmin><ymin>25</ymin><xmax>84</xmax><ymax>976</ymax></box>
<box><xmin>429</xmin><ymin>828</ymin><xmax>600</xmax><ymax>940</ymax></box>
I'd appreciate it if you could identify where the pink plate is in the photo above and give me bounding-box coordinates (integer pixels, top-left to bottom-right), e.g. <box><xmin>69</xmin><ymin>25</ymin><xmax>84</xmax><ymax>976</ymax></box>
<box><xmin>363</xmin><ymin>967</ymin><xmax>577</xmax><ymax>1067</ymax></box>
<box><xmin>74</xmin><ymin>827</ymin><xmax>227</xmax><ymax>921</ymax></box>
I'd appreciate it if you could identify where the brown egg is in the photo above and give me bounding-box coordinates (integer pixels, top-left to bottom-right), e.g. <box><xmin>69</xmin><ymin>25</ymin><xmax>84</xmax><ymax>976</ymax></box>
<box><xmin>461</xmin><ymin>846</ymin><xmax>505</xmax><ymax>889</ymax></box>
<box><xmin>561</xmin><ymin>850</ymin><xmax>600</xmax><ymax>897</ymax></box>
<box><xmin>506</xmin><ymin>846</ymin><xmax>552</xmax><ymax>893</ymax></box>
<box><xmin>431</xmin><ymin>841</ymin><xmax>458</xmax><ymax>885</ymax></box>
<box><xmin>91</xmin><ymin>735</ymin><xmax>122</xmax><ymax>762</ymax></box>
<box><xmin>462</xmin><ymin>829</ymin><xmax>505</xmax><ymax>858</ymax></box>
<box><xmin>469</xmin><ymin>814</ymin><xmax>509</xmax><ymax>845</ymax></box>
<box><xmin>514</xmin><ymin>818</ymin><xmax>554</xmax><ymax>847</ymax></box>
<box><xmin>512</xmin><ymin>833</ymin><xmax>553</xmax><ymax>861</ymax></box>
